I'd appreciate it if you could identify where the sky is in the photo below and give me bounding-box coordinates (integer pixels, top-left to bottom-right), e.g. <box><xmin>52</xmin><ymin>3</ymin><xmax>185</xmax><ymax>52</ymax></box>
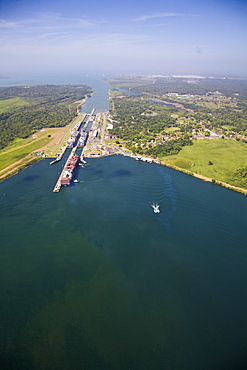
<box><xmin>0</xmin><ymin>0</ymin><xmax>247</xmax><ymax>77</ymax></box>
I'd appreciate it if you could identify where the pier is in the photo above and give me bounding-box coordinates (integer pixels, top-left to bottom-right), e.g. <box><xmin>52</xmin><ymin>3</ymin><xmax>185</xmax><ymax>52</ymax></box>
<box><xmin>50</xmin><ymin>146</ymin><xmax>67</xmax><ymax>165</ymax></box>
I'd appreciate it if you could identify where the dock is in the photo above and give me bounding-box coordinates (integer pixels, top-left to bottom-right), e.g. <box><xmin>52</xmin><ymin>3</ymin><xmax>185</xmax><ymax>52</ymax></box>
<box><xmin>50</xmin><ymin>146</ymin><xmax>67</xmax><ymax>165</ymax></box>
<box><xmin>80</xmin><ymin>152</ymin><xmax>87</xmax><ymax>163</ymax></box>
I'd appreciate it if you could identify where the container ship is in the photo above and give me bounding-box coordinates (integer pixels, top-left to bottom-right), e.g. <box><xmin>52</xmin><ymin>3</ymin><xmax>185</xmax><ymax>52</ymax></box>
<box><xmin>67</xmin><ymin>131</ymin><xmax>79</xmax><ymax>149</ymax></box>
<box><xmin>60</xmin><ymin>155</ymin><xmax>79</xmax><ymax>186</ymax></box>
<box><xmin>77</xmin><ymin>131</ymin><xmax>88</xmax><ymax>148</ymax></box>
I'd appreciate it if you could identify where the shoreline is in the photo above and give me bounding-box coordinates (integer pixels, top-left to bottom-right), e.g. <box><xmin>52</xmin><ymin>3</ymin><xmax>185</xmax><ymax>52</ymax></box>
<box><xmin>85</xmin><ymin>149</ymin><xmax>247</xmax><ymax>196</ymax></box>
<box><xmin>1</xmin><ymin>91</ymin><xmax>247</xmax><ymax>195</ymax></box>
<box><xmin>1</xmin><ymin>145</ymin><xmax>247</xmax><ymax>195</ymax></box>
<box><xmin>159</xmin><ymin>159</ymin><xmax>247</xmax><ymax>195</ymax></box>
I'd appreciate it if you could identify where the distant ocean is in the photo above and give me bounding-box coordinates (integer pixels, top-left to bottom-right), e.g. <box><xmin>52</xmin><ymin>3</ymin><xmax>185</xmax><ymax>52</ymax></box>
<box><xmin>0</xmin><ymin>73</ymin><xmax>247</xmax><ymax>370</ymax></box>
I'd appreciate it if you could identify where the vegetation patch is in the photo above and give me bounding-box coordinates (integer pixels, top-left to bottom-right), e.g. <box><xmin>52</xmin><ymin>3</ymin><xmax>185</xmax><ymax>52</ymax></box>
<box><xmin>165</xmin><ymin>127</ymin><xmax>180</xmax><ymax>132</ymax></box>
<box><xmin>228</xmin><ymin>166</ymin><xmax>247</xmax><ymax>189</ymax></box>
<box><xmin>109</xmin><ymin>93</ymin><xmax>193</xmax><ymax>158</ymax></box>
<box><xmin>164</xmin><ymin>139</ymin><xmax>247</xmax><ymax>189</ymax></box>
<box><xmin>0</xmin><ymin>136</ymin><xmax>52</xmax><ymax>172</ymax></box>
<box><xmin>107</xmin><ymin>76</ymin><xmax>247</xmax><ymax>191</ymax></box>
<box><xmin>170</xmin><ymin>158</ymin><xmax>192</xmax><ymax>170</ymax></box>
<box><xmin>0</xmin><ymin>97</ymin><xmax>32</xmax><ymax>113</ymax></box>
<box><xmin>0</xmin><ymin>84</ymin><xmax>92</xmax><ymax>150</ymax></box>
<box><xmin>107</xmin><ymin>78</ymin><xmax>154</xmax><ymax>90</ymax></box>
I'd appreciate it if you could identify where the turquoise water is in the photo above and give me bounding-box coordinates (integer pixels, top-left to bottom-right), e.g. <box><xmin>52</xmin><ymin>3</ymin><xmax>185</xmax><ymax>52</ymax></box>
<box><xmin>1</xmin><ymin>74</ymin><xmax>247</xmax><ymax>369</ymax></box>
<box><xmin>0</xmin><ymin>154</ymin><xmax>247</xmax><ymax>369</ymax></box>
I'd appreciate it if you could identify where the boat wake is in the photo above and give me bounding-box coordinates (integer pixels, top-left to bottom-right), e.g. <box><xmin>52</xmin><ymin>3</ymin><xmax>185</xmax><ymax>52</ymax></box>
<box><xmin>129</xmin><ymin>164</ymin><xmax>177</xmax><ymax>231</ymax></box>
<box><xmin>151</xmin><ymin>203</ymin><xmax>160</xmax><ymax>213</ymax></box>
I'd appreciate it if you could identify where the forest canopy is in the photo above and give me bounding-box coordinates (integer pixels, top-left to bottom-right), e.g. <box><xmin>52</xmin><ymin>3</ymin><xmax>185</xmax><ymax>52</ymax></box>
<box><xmin>0</xmin><ymin>84</ymin><xmax>92</xmax><ymax>149</ymax></box>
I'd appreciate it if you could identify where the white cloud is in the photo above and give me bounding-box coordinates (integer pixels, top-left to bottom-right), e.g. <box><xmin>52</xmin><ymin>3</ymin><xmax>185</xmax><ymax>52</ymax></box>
<box><xmin>0</xmin><ymin>12</ymin><xmax>106</xmax><ymax>49</ymax></box>
<box><xmin>132</xmin><ymin>12</ymin><xmax>198</xmax><ymax>21</ymax></box>
<box><xmin>0</xmin><ymin>30</ymin><xmax>153</xmax><ymax>57</ymax></box>
<box><xmin>0</xmin><ymin>19</ymin><xmax>18</xmax><ymax>28</ymax></box>
<box><xmin>0</xmin><ymin>12</ymin><xmax>101</xmax><ymax>34</ymax></box>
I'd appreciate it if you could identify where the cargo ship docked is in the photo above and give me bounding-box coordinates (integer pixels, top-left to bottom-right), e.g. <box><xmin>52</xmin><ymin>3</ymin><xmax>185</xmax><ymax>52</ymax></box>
<box><xmin>60</xmin><ymin>155</ymin><xmax>79</xmax><ymax>186</ymax></box>
<box><xmin>67</xmin><ymin>130</ymin><xmax>79</xmax><ymax>148</ymax></box>
<box><xmin>77</xmin><ymin>131</ymin><xmax>88</xmax><ymax>148</ymax></box>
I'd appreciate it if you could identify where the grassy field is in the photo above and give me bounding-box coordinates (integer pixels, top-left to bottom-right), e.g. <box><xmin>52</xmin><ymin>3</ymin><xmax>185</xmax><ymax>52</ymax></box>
<box><xmin>0</xmin><ymin>97</ymin><xmax>32</xmax><ymax>113</ymax></box>
<box><xmin>162</xmin><ymin>139</ymin><xmax>247</xmax><ymax>189</ymax></box>
<box><xmin>108</xmin><ymin>79</ymin><xmax>153</xmax><ymax>89</ymax></box>
<box><xmin>0</xmin><ymin>135</ymin><xmax>52</xmax><ymax>172</ymax></box>
<box><xmin>165</xmin><ymin>127</ymin><xmax>180</xmax><ymax>132</ymax></box>
<box><xmin>43</xmin><ymin>113</ymin><xmax>84</xmax><ymax>157</ymax></box>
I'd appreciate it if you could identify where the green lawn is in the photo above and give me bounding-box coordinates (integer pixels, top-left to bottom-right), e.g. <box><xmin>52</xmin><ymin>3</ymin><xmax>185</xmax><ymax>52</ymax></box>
<box><xmin>0</xmin><ymin>136</ymin><xmax>52</xmax><ymax>171</ymax></box>
<box><xmin>165</xmin><ymin>127</ymin><xmax>180</xmax><ymax>132</ymax></box>
<box><xmin>162</xmin><ymin>139</ymin><xmax>247</xmax><ymax>188</ymax></box>
<box><xmin>0</xmin><ymin>97</ymin><xmax>32</xmax><ymax>113</ymax></box>
<box><xmin>221</xmin><ymin>125</ymin><xmax>237</xmax><ymax>131</ymax></box>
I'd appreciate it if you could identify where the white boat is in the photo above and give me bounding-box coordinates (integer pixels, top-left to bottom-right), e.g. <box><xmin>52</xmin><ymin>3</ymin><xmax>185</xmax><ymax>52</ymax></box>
<box><xmin>74</xmin><ymin>179</ymin><xmax>80</xmax><ymax>183</ymax></box>
<box><xmin>151</xmin><ymin>203</ymin><xmax>160</xmax><ymax>213</ymax></box>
